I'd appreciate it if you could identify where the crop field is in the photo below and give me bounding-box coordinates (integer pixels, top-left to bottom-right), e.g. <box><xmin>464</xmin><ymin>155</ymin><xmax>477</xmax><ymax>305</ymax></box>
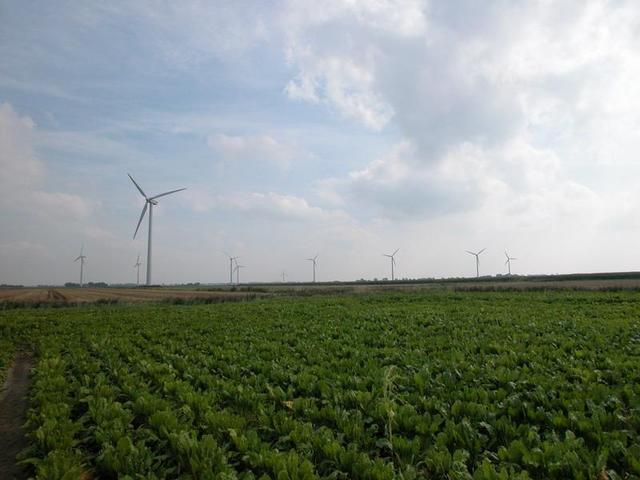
<box><xmin>0</xmin><ymin>287</ymin><xmax>262</xmax><ymax>307</ymax></box>
<box><xmin>1</xmin><ymin>291</ymin><xmax>639</xmax><ymax>479</ymax></box>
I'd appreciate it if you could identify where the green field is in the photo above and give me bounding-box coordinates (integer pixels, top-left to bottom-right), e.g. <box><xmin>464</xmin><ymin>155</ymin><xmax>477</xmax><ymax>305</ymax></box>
<box><xmin>1</xmin><ymin>291</ymin><xmax>640</xmax><ymax>479</ymax></box>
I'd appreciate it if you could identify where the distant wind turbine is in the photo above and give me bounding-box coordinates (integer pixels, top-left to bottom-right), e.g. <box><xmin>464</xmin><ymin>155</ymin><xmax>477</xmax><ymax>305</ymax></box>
<box><xmin>383</xmin><ymin>249</ymin><xmax>399</xmax><ymax>281</ymax></box>
<box><xmin>134</xmin><ymin>254</ymin><xmax>142</xmax><ymax>286</ymax></box>
<box><xmin>307</xmin><ymin>254</ymin><xmax>318</xmax><ymax>283</ymax></box>
<box><xmin>74</xmin><ymin>245</ymin><xmax>87</xmax><ymax>288</ymax></box>
<box><xmin>129</xmin><ymin>173</ymin><xmax>186</xmax><ymax>286</ymax></box>
<box><xmin>234</xmin><ymin>263</ymin><xmax>245</xmax><ymax>284</ymax></box>
<box><xmin>281</xmin><ymin>271</ymin><xmax>287</xmax><ymax>282</ymax></box>
<box><xmin>466</xmin><ymin>248</ymin><xmax>486</xmax><ymax>278</ymax></box>
<box><xmin>505</xmin><ymin>251</ymin><xmax>517</xmax><ymax>275</ymax></box>
<box><xmin>224</xmin><ymin>253</ymin><xmax>239</xmax><ymax>285</ymax></box>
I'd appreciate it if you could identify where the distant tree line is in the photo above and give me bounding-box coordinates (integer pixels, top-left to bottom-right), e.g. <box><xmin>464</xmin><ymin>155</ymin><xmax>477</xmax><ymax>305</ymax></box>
<box><xmin>64</xmin><ymin>282</ymin><xmax>109</xmax><ymax>288</ymax></box>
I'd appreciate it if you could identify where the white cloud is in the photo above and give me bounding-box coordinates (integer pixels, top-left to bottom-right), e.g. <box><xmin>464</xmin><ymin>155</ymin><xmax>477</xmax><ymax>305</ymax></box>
<box><xmin>282</xmin><ymin>0</ymin><xmax>640</xmax><ymax>160</ymax></box>
<box><xmin>185</xmin><ymin>189</ymin><xmax>349</xmax><ymax>223</ymax></box>
<box><xmin>318</xmin><ymin>136</ymin><xmax>604</xmax><ymax>232</ymax></box>
<box><xmin>208</xmin><ymin>133</ymin><xmax>309</xmax><ymax>170</ymax></box>
<box><xmin>0</xmin><ymin>103</ymin><xmax>43</xmax><ymax>190</ymax></box>
<box><xmin>285</xmin><ymin>54</ymin><xmax>394</xmax><ymax>130</ymax></box>
<box><xmin>286</xmin><ymin>0</ymin><xmax>640</xmax><ymax>230</ymax></box>
<box><xmin>0</xmin><ymin>102</ymin><xmax>92</xmax><ymax>221</ymax></box>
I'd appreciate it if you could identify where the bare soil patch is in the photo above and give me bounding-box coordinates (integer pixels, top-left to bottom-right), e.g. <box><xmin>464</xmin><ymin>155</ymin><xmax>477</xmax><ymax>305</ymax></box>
<box><xmin>0</xmin><ymin>354</ymin><xmax>32</xmax><ymax>480</ymax></box>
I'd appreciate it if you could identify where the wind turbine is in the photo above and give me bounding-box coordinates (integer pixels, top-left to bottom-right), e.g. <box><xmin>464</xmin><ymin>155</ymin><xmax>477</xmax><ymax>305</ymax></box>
<box><xmin>234</xmin><ymin>263</ymin><xmax>245</xmax><ymax>284</ymax></box>
<box><xmin>466</xmin><ymin>248</ymin><xmax>486</xmax><ymax>278</ymax></box>
<box><xmin>307</xmin><ymin>254</ymin><xmax>318</xmax><ymax>283</ymax></box>
<box><xmin>133</xmin><ymin>254</ymin><xmax>142</xmax><ymax>286</ymax></box>
<box><xmin>129</xmin><ymin>174</ymin><xmax>186</xmax><ymax>286</ymax></box>
<box><xmin>505</xmin><ymin>251</ymin><xmax>517</xmax><ymax>275</ymax></box>
<box><xmin>224</xmin><ymin>253</ymin><xmax>239</xmax><ymax>285</ymax></box>
<box><xmin>281</xmin><ymin>271</ymin><xmax>287</xmax><ymax>282</ymax></box>
<box><xmin>74</xmin><ymin>246</ymin><xmax>87</xmax><ymax>288</ymax></box>
<box><xmin>383</xmin><ymin>249</ymin><xmax>399</xmax><ymax>281</ymax></box>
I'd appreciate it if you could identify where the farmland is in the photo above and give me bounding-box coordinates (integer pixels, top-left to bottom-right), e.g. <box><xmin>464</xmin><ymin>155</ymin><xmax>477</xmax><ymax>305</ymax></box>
<box><xmin>0</xmin><ymin>287</ymin><xmax>263</xmax><ymax>308</ymax></box>
<box><xmin>1</xmin><ymin>291</ymin><xmax>639</xmax><ymax>479</ymax></box>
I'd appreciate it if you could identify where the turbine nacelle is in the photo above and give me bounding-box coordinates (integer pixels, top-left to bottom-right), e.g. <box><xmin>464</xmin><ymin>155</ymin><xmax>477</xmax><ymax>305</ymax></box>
<box><xmin>129</xmin><ymin>173</ymin><xmax>185</xmax><ymax>239</ymax></box>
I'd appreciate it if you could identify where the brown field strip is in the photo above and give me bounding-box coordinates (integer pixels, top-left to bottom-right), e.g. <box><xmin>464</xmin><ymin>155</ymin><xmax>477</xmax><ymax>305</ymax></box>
<box><xmin>0</xmin><ymin>354</ymin><xmax>32</xmax><ymax>479</ymax></box>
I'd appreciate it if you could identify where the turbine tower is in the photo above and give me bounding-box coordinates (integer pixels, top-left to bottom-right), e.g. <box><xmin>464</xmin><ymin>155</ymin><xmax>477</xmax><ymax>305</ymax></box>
<box><xmin>134</xmin><ymin>254</ymin><xmax>142</xmax><ymax>286</ymax></box>
<box><xmin>383</xmin><ymin>249</ymin><xmax>399</xmax><ymax>281</ymax></box>
<box><xmin>224</xmin><ymin>253</ymin><xmax>239</xmax><ymax>285</ymax></box>
<box><xmin>466</xmin><ymin>248</ymin><xmax>486</xmax><ymax>278</ymax></box>
<box><xmin>307</xmin><ymin>254</ymin><xmax>318</xmax><ymax>283</ymax></box>
<box><xmin>129</xmin><ymin>174</ymin><xmax>185</xmax><ymax>286</ymax></box>
<box><xmin>74</xmin><ymin>246</ymin><xmax>87</xmax><ymax>288</ymax></box>
<box><xmin>281</xmin><ymin>271</ymin><xmax>287</xmax><ymax>282</ymax></box>
<box><xmin>505</xmin><ymin>251</ymin><xmax>517</xmax><ymax>275</ymax></box>
<box><xmin>234</xmin><ymin>263</ymin><xmax>245</xmax><ymax>284</ymax></box>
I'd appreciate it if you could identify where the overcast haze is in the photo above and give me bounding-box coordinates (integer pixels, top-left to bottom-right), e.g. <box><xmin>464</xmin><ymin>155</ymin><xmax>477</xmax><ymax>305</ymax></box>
<box><xmin>2</xmin><ymin>0</ymin><xmax>640</xmax><ymax>285</ymax></box>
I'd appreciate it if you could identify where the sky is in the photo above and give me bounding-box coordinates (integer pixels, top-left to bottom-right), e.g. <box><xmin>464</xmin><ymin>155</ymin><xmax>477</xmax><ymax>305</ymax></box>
<box><xmin>2</xmin><ymin>0</ymin><xmax>640</xmax><ymax>285</ymax></box>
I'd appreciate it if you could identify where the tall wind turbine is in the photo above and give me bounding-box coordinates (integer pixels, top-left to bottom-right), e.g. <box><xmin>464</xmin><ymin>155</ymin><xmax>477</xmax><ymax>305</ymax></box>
<box><xmin>129</xmin><ymin>174</ymin><xmax>185</xmax><ymax>286</ymax></box>
<box><xmin>383</xmin><ymin>249</ymin><xmax>399</xmax><ymax>281</ymax></box>
<box><xmin>307</xmin><ymin>254</ymin><xmax>318</xmax><ymax>283</ymax></box>
<box><xmin>133</xmin><ymin>254</ymin><xmax>142</xmax><ymax>286</ymax></box>
<box><xmin>234</xmin><ymin>263</ymin><xmax>245</xmax><ymax>285</ymax></box>
<box><xmin>281</xmin><ymin>271</ymin><xmax>287</xmax><ymax>283</ymax></box>
<box><xmin>466</xmin><ymin>248</ymin><xmax>486</xmax><ymax>278</ymax></box>
<box><xmin>224</xmin><ymin>253</ymin><xmax>239</xmax><ymax>285</ymax></box>
<box><xmin>74</xmin><ymin>246</ymin><xmax>87</xmax><ymax>288</ymax></box>
<box><xmin>505</xmin><ymin>251</ymin><xmax>517</xmax><ymax>275</ymax></box>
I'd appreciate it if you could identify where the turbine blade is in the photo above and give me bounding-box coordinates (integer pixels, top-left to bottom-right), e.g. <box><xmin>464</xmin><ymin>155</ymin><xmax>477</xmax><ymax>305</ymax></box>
<box><xmin>505</xmin><ymin>259</ymin><xmax>509</xmax><ymax>265</ymax></box>
<box><xmin>74</xmin><ymin>256</ymin><xmax>81</xmax><ymax>261</ymax></box>
<box><xmin>133</xmin><ymin>202</ymin><xmax>148</xmax><ymax>239</ymax></box>
<box><xmin>466</xmin><ymin>250</ymin><xmax>475</xmax><ymax>256</ymax></box>
<box><xmin>150</xmin><ymin>188</ymin><xmax>186</xmax><ymax>200</ymax></box>
<box><xmin>128</xmin><ymin>174</ymin><xmax>148</xmax><ymax>199</ymax></box>
<box><xmin>393</xmin><ymin>248</ymin><xmax>399</xmax><ymax>256</ymax></box>
<box><xmin>478</xmin><ymin>248</ymin><xmax>486</xmax><ymax>255</ymax></box>
<box><xmin>505</xmin><ymin>251</ymin><xmax>509</xmax><ymax>258</ymax></box>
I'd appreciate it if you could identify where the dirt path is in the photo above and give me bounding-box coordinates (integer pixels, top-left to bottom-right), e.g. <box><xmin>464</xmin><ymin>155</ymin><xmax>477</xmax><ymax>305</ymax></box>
<box><xmin>0</xmin><ymin>354</ymin><xmax>32</xmax><ymax>479</ymax></box>
<box><xmin>46</xmin><ymin>289</ymin><xmax>67</xmax><ymax>302</ymax></box>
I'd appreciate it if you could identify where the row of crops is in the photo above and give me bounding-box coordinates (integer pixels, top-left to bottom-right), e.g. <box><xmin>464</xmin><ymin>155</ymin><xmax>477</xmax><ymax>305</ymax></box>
<box><xmin>1</xmin><ymin>291</ymin><xmax>639</xmax><ymax>479</ymax></box>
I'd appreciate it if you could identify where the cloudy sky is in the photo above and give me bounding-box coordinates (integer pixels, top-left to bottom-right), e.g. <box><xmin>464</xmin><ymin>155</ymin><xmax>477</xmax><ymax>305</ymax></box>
<box><xmin>2</xmin><ymin>0</ymin><xmax>640</xmax><ymax>285</ymax></box>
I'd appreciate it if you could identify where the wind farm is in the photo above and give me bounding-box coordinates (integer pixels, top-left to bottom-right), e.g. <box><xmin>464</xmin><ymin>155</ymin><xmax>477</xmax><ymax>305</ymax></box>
<box><xmin>3</xmin><ymin>3</ymin><xmax>640</xmax><ymax>479</ymax></box>
<box><xmin>24</xmin><ymin>169</ymin><xmax>635</xmax><ymax>289</ymax></box>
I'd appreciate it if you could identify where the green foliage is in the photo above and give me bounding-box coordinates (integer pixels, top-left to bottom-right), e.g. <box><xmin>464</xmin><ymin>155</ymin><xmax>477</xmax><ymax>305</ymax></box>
<box><xmin>1</xmin><ymin>291</ymin><xmax>640</xmax><ymax>478</ymax></box>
